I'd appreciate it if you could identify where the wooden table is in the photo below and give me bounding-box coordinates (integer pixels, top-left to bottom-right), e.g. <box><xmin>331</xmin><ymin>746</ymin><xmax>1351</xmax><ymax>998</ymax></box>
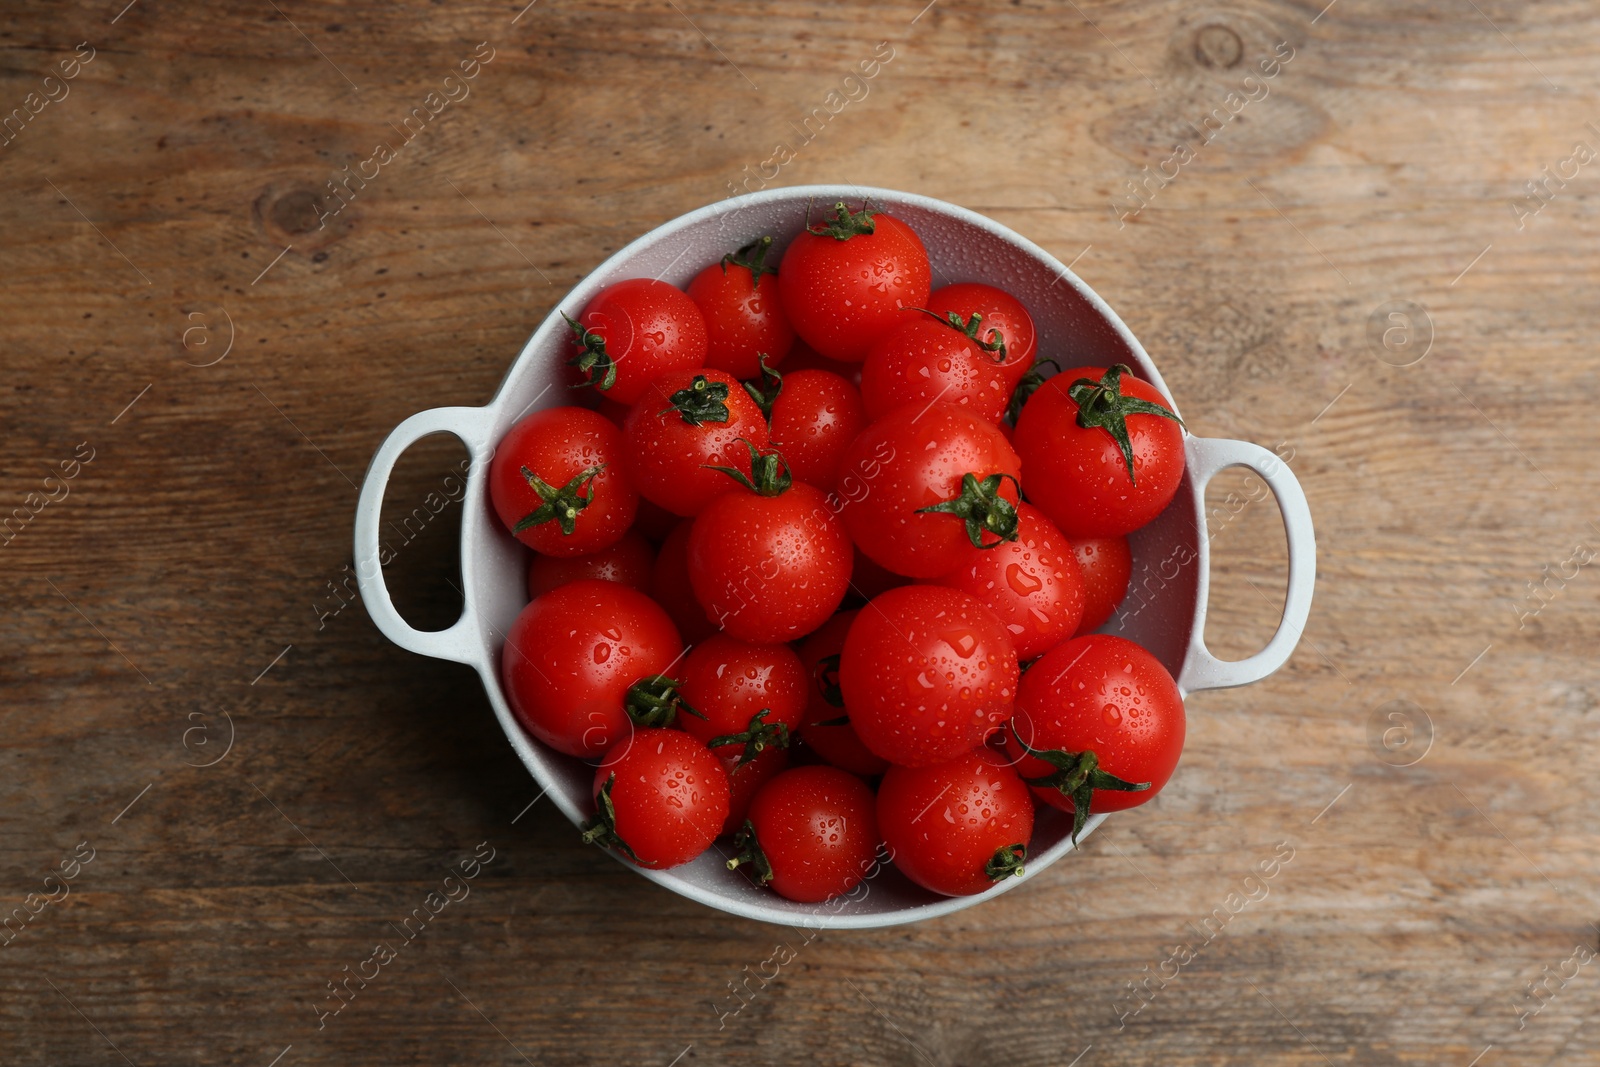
<box><xmin>4</xmin><ymin>2</ymin><xmax>1596</xmax><ymax>1064</ymax></box>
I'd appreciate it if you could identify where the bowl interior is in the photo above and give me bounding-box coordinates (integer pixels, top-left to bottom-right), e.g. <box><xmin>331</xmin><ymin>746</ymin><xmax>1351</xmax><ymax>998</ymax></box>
<box><xmin>460</xmin><ymin>186</ymin><xmax>1202</xmax><ymax>928</ymax></box>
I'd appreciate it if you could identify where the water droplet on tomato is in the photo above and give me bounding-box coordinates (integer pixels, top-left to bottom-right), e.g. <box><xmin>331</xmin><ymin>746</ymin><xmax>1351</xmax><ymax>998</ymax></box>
<box><xmin>593</xmin><ymin>643</ymin><xmax>611</xmax><ymax>664</ymax></box>
<box><xmin>1006</xmin><ymin>564</ymin><xmax>1042</xmax><ymax>595</ymax></box>
<box><xmin>1103</xmin><ymin>703</ymin><xmax>1122</xmax><ymax>726</ymax></box>
<box><xmin>941</xmin><ymin>628</ymin><xmax>979</xmax><ymax>658</ymax></box>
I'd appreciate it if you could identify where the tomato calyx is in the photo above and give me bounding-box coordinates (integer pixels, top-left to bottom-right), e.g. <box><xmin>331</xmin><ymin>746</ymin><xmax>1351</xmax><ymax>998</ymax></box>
<box><xmin>913</xmin><ymin>307</ymin><xmax>1009</xmax><ymax>364</ymax></box>
<box><xmin>721</xmin><ymin>235</ymin><xmax>779</xmax><ymax>285</ymax></box>
<box><xmin>661</xmin><ymin>374</ymin><xmax>732</xmax><ymax>425</ymax></box>
<box><xmin>739</xmin><ymin>355</ymin><xmax>783</xmax><ymax>420</ymax></box>
<box><xmin>704</xmin><ymin>437</ymin><xmax>793</xmax><ymax>497</ymax></box>
<box><xmin>511</xmin><ymin>463</ymin><xmax>606</xmax><ymax>536</ymax></box>
<box><xmin>1006</xmin><ymin>357</ymin><xmax>1060</xmax><ymax>426</ymax></box>
<box><xmin>708</xmin><ymin>708</ymin><xmax>791</xmax><ymax>768</ymax></box>
<box><xmin>1067</xmin><ymin>364</ymin><xmax>1185</xmax><ymax>485</ymax></box>
<box><xmin>624</xmin><ymin>674</ymin><xmax>706</xmax><ymax>728</ymax></box>
<box><xmin>915</xmin><ymin>472</ymin><xmax>1022</xmax><ymax>548</ymax></box>
<box><xmin>807</xmin><ymin>199</ymin><xmax>878</xmax><ymax>241</ymax></box>
<box><xmin>985</xmin><ymin>843</ymin><xmax>1028</xmax><ymax>882</ymax></box>
<box><xmin>562</xmin><ymin>311</ymin><xmax>616</xmax><ymax>392</ymax></box>
<box><xmin>1010</xmin><ymin>723</ymin><xmax>1150</xmax><ymax>847</ymax></box>
<box><xmin>580</xmin><ymin>774</ymin><xmax>640</xmax><ymax>861</ymax></box>
<box><xmin>725</xmin><ymin>819</ymin><xmax>775</xmax><ymax>885</ymax></box>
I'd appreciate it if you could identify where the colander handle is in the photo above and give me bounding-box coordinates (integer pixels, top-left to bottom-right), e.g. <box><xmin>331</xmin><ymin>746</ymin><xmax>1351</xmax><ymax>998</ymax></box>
<box><xmin>353</xmin><ymin>405</ymin><xmax>492</xmax><ymax>666</ymax></box>
<box><xmin>1177</xmin><ymin>436</ymin><xmax>1317</xmax><ymax>693</ymax></box>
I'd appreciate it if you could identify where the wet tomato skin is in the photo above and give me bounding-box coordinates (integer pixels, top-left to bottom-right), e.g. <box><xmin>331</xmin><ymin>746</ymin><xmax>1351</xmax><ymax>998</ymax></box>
<box><xmin>779</xmin><ymin>209</ymin><xmax>931</xmax><ymax>362</ymax></box>
<box><xmin>688</xmin><ymin>255</ymin><xmax>796</xmax><ymax>380</ymax></box>
<box><xmin>502</xmin><ymin>580</ymin><xmax>684</xmax><ymax>759</ymax></box>
<box><xmin>739</xmin><ymin>765</ymin><xmax>882</xmax><ymax>902</ymax></box>
<box><xmin>569</xmin><ymin>278</ymin><xmax>708</xmax><ymax>406</ymax></box>
<box><xmin>1005</xmin><ymin>634</ymin><xmax>1185</xmax><ymax>816</ymax></box>
<box><xmin>934</xmin><ymin>503</ymin><xmax>1085</xmax><ymax>661</ymax></box>
<box><xmin>592</xmin><ymin>728</ymin><xmax>729</xmax><ymax>869</ymax></box>
<box><xmin>1072</xmin><ymin>535</ymin><xmax>1133</xmax><ymax>635</ymax></box>
<box><xmin>767</xmin><ymin>369</ymin><xmax>867</xmax><ymax>490</ymax></box>
<box><xmin>622</xmin><ymin>369</ymin><xmax>770</xmax><ymax>517</ymax></box>
<box><xmin>676</xmin><ymin>635</ymin><xmax>810</xmax><ymax>747</ymax></box>
<box><xmin>835</xmin><ymin>402</ymin><xmax>1022</xmax><ymax>580</ymax></box>
<box><xmin>838</xmin><ymin>585</ymin><xmax>1019</xmax><ymax>768</ymax></box>
<box><xmin>924</xmin><ymin>282</ymin><xmax>1037</xmax><ymax>395</ymax></box>
<box><xmin>877</xmin><ymin>746</ymin><xmax>1034</xmax><ymax>896</ymax></box>
<box><xmin>687</xmin><ymin>481</ymin><xmax>853</xmax><ymax>644</ymax></box>
<box><xmin>489</xmin><ymin>406</ymin><xmax>637</xmax><ymax>557</ymax></box>
<box><xmin>1013</xmin><ymin>366</ymin><xmax>1185</xmax><ymax>539</ymax></box>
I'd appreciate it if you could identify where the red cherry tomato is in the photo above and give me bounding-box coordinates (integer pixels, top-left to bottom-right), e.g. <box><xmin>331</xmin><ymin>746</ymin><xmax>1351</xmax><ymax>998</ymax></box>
<box><xmin>527</xmin><ymin>530</ymin><xmax>654</xmax><ymax>600</ymax></box>
<box><xmin>687</xmin><ymin>236</ymin><xmax>796</xmax><ymax>380</ymax></box>
<box><xmin>687</xmin><ymin>448</ymin><xmax>852</xmax><ymax>644</ymax></box>
<box><xmin>839</xmin><ymin>585</ymin><xmax>1019</xmax><ymax>767</ymax></box>
<box><xmin>858</xmin><ymin>314</ymin><xmax>1013</xmax><ymax>424</ymax></box>
<box><xmin>795</xmin><ymin>610</ymin><xmax>890</xmax><ymax>776</ymax></box>
<box><xmin>489</xmin><ymin>406</ymin><xmax>637</xmax><ymax>557</ymax></box>
<box><xmin>585</xmin><ymin>728</ymin><xmax>728</xmax><ymax>869</ymax></box>
<box><xmin>716</xmin><ymin>745</ymin><xmax>789</xmax><ymax>838</ymax></box>
<box><xmin>934</xmin><ymin>503</ymin><xmax>1085</xmax><ymax>661</ymax></box>
<box><xmin>649</xmin><ymin>520</ymin><xmax>718</xmax><ymax>644</ymax></box>
<box><xmin>835</xmin><ymin>402</ymin><xmax>1023</xmax><ymax>580</ymax></box>
<box><xmin>766</xmin><ymin>369</ymin><xmax>867</xmax><ymax>490</ymax></box>
<box><xmin>877</xmin><ymin>747</ymin><xmax>1034</xmax><ymax>896</ymax></box>
<box><xmin>1014</xmin><ymin>365</ymin><xmax>1186</xmax><ymax>539</ymax></box>
<box><xmin>622</xmin><ymin>369</ymin><xmax>770</xmax><ymax>517</ymax></box>
<box><xmin>1072</xmin><ymin>536</ymin><xmax>1133</xmax><ymax>635</ymax></box>
<box><xmin>924</xmin><ymin>282</ymin><xmax>1037</xmax><ymax>394</ymax></box>
<box><xmin>778</xmin><ymin>201</ymin><xmax>931</xmax><ymax>362</ymax></box>
<box><xmin>1004</xmin><ymin>634</ymin><xmax>1185</xmax><ymax>843</ymax></box>
<box><xmin>676</xmin><ymin>635</ymin><xmax>809</xmax><ymax>758</ymax></box>
<box><xmin>501</xmin><ymin>580</ymin><xmax>682</xmax><ymax>759</ymax></box>
<box><xmin>728</xmin><ymin>765</ymin><xmax>882</xmax><ymax>902</ymax></box>
<box><xmin>565</xmin><ymin>278</ymin><xmax>708</xmax><ymax>407</ymax></box>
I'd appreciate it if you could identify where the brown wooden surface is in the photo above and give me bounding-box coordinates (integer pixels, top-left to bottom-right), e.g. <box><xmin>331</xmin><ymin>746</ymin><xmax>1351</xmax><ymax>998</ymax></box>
<box><xmin>3</xmin><ymin>1</ymin><xmax>1598</xmax><ymax>1064</ymax></box>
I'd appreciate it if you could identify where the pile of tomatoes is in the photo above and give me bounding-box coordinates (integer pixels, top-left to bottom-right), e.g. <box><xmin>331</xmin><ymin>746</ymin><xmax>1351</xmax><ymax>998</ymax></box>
<box><xmin>490</xmin><ymin>201</ymin><xmax>1189</xmax><ymax>905</ymax></box>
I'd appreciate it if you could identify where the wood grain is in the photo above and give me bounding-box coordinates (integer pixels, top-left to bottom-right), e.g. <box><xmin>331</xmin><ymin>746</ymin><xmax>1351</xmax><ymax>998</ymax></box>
<box><xmin>3</xmin><ymin>1</ymin><xmax>1598</xmax><ymax>1064</ymax></box>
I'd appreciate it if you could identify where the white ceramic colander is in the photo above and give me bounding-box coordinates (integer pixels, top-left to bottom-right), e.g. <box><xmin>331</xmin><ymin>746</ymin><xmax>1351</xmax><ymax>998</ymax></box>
<box><xmin>353</xmin><ymin>185</ymin><xmax>1316</xmax><ymax>929</ymax></box>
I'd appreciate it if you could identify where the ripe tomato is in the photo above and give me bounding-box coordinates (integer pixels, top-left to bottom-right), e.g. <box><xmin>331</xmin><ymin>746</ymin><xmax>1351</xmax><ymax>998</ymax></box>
<box><xmin>565</xmin><ymin>278</ymin><xmax>708</xmax><ymax>406</ymax></box>
<box><xmin>876</xmin><ymin>747</ymin><xmax>1034</xmax><ymax>896</ymax></box>
<box><xmin>857</xmin><ymin>312</ymin><xmax>1013</xmax><ymax>424</ymax></box>
<box><xmin>835</xmin><ymin>402</ymin><xmax>1023</xmax><ymax>579</ymax></box>
<box><xmin>715</xmin><ymin>744</ymin><xmax>789</xmax><ymax>837</ymax></box>
<box><xmin>489</xmin><ymin>406</ymin><xmax>637</xmax><ymax>557</ymax></box>
<box><xmin>676</xmin><ymin>635</ymin><xmax>809</xmax><ymax>761</ymax></box>
<box><xmin>1014</xmin><ymin>364</ymin><xmax>1186</xmax><ymax>539</ymax></box>
<box><xmin>935</xmin><ymin>503</ymin><xmax>1085</xmax><ymax>661</ymax></box>
<box><xmin>839</xmin><ymin>585</ymin><xmax>1019</xmax><ymax>767</ymax></box>
<box><xmin>924</xmin><ymin>282</ymin><xmax>1037</xmax><ymax>394</ymax></box>
<box><xmin>687</xmin><ymin>445</ymin><xmax>852</xmax><ymax>643</ymax></box>
<box><xmin>526</xmin><ymin>530</ymin><xmax>654</xmax><ymax>599</ymax></box>
<box><xmin>501</xmin><ymin>580</ymin><xmax>683</xmax><ymax>759</ymax></box>
<box><xmin>778</xmin><ymin>201</ymin><xmax>931</xmax><ymax>362</ymax></box>
<box><xmin>1072</xmin><ymin>535</ymin><xmax>1133</xmax><ymax>635</ymax></box>
<box><xmin>622</xmin><ymin>369</ymin><xmax>770</xmax><ymax>517</ymax></box>
<box><xmin>763</xmin><ymin>368</ymin><xmax>867</xmax><ymax>490</ymax></box>
<box><xmin>583</xmin><ymin>728</ymin><xmax>728</xmax><ymax>869</ymax></box>
<box><xmin>687</xmin><ymin>236</ymin><xmax>796</xmax><ymax>380</ymax></box>
<box><xmin>727</xmin><ymin>765</ymin><xmax>882</xmax><ymax>902</ymax></box>
<box><xmin>1004</xmin><ymin>634</ymin><xmax>1185</xmax><ymax>844</ymax></box>
<box><xmin>648</xmin><ymin>520</ymin><xmax>718</xmax><ymax>643</ymax></box>
<box><xmin>795</xmin><ymin>611</ymin><xmax>890</xmax><ymax>776</ymax></box>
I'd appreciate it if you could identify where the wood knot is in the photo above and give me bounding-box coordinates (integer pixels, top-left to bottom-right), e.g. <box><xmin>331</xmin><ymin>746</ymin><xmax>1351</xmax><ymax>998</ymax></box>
<box><xmin>1194</xmin><ymin>24</ymin><xmax>1243</xmax><ymax>68</ymax></box>
<box><xmin>266</xmin><ymin>188</ymin><xmax>327</xmax><ymax>235</ymax></box>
